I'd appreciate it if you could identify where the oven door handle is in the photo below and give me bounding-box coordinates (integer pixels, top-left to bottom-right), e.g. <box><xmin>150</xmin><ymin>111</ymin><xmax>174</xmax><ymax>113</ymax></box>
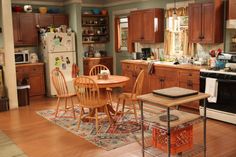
<box><xmin>200</xmin><ymin>76</ymin><xmax>236</xmax><ymax>83</ymax></box>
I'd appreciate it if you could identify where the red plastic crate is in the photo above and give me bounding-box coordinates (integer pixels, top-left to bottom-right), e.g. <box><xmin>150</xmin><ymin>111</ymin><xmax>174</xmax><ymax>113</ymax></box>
<box><xmin>152</xmin><ymin>125</ymin><xmax>193</xmax><ymax>155</ymax></box>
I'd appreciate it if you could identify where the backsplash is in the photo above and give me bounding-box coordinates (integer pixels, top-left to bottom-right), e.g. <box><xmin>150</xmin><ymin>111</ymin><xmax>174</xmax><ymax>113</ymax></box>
<box><xmin>14</xmin><ymin>47</ymin><xmax>38</xmax><ymax>53</ymax></box>
<box><xmin>196</xmin><ymin>43</ymin><xmax>224</xmax><ymax>59</ymax></box>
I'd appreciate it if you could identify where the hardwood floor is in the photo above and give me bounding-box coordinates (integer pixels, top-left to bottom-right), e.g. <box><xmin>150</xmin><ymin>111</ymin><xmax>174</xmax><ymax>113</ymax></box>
<box><xmin>0</xmin><ymin>97</ymin><xmax>236</xmax><ymax>157</ymax></box>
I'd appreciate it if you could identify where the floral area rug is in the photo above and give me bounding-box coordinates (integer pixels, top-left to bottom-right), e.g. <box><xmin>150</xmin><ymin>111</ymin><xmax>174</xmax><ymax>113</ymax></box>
<box><xmin>36</xmin><ymin>106</ymin><xmax>164</xmax><ymax>150</ymax></box>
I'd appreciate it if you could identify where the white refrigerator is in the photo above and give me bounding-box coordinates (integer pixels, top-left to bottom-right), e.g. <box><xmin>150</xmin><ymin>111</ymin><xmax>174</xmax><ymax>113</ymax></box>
<box><xmin>41</xmin><ymin>32</ymin><xmax>76</xmax><ymax>96</ymax></box>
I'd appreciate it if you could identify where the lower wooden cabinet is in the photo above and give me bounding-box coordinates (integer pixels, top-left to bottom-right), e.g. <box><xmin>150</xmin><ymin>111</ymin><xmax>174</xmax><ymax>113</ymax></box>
<box><xmin>121</xmin><ymin>61</ymin><xmax>201</xmax><ymax>110</ymax></box>
<box><xmin>16</xmin><ymin>63</ymin><xmax>45</xmax><ymax>97</ymax></box>
<box><xmin>83</xmin><ymin>57</ymin><xmax>113</xmax><ymax>75</ymax></box>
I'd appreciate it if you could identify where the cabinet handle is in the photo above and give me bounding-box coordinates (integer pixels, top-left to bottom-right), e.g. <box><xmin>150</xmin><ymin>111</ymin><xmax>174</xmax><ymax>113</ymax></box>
<box><xmin>188</xmin><ymin>73</ymin><xmax>192</xmax><ymax>76</ymax></box>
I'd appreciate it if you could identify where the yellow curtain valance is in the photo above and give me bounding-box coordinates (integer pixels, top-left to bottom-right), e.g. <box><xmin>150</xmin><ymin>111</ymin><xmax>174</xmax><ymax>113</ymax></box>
<box><xmin>165</xmin><ymin>7</ymin><xmax>188</xmax><ymax>17</ymax></box>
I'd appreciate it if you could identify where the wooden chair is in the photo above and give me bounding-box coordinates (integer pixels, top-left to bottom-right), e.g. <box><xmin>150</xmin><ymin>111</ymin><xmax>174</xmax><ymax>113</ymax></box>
<box><xmin>115</xmin><ymin>70</ymin><xmax>145</xmax><ymax>122</ymax></box>
<box><xmin>74</xmin><ymin>76</ymin><xmax>112</xmax><ymax>133</ymax></box>
<box><xmin>51</xmin><ymin>68</ymin><xmax>76</xmax><ymax>119</ymax></box>
<box><xmin>89</xmin><ymin>64</ymin><xmax>110</xmax><ymax>76</ymax></box>
<box><xmin>89</xmin><ymin>64</ymin><xmax>113</xmax><ymax>107</ymax></box>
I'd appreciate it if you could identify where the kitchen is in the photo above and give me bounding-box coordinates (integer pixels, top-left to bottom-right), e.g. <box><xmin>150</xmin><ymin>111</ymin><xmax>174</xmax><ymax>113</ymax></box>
<box><xmin>0</xmin><ymin>0</ymin><xmax>236</xmax><ymax>157</ymax></box>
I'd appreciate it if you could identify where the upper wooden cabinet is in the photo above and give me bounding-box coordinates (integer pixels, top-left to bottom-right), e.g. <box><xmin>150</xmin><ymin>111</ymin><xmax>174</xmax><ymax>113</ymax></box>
<box><xmin>130</xmin><ymin>8</ymin><xmax>164</xmax><ymax>43</ymax></box>
<box><xmin>13</xmin><ymin>13</ymin><xmax>38</xmax><ymax>46</ymax></box>
<box><xmin>36</xmin><ymin>14</ymin><xmax>68</xmax><ymax>27</ymax></box>
<box><xmin>228</xmin><ymin>0</ymin><xmax>236</xmax><ymax>19</ymax></box>
<box><xmin>53</xmin><ymin>14</ymin><xmax>68</xmax><ymax>27</ymax></box>
<box><xmin>189</xmin><ymin>1</ymin><xmax>223</xmax><ymax>44</ymax></box>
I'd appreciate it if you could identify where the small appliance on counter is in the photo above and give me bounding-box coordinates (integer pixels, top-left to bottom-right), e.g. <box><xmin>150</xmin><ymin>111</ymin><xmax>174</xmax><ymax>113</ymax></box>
<box><xmin>218</xmin><ymin>53</ymin><xmax>236</xmax><ymax>71</ymax></box>
<box><xmin>15</xmin><ymin>50</ymin><xmax>29</xmax><ymax>64</ymax></box>
<box><xmin>132</xmin><ymin>52</ymin><xmax>142</xmax><ymax>60</ymax></box>
<box><xmin>141</xmin><ymin>48</ymin><xmax>151</xmax><ymax>60</ymax></box>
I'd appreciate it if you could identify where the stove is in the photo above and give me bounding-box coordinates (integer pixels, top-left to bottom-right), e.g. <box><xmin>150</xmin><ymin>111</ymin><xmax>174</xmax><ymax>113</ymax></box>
<box><xmin>199</xmin><ymin>69</ymin><xmax>236</xmax><ymax>124</ymax></box>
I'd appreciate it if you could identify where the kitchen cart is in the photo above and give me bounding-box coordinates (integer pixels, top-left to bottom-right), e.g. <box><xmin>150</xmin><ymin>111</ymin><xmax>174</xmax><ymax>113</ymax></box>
<box><xmin>137</xmin><ymin>90</ymin><xmax>209</xmax><ymax>157</ymax></box>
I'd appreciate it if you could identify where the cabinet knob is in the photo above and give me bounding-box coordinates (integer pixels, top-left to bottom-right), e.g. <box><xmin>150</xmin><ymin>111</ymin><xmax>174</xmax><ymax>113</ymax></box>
<box><xmin>188</xmin><ymin>73</ymin><xmax>192</xmax><ymax>76</ymax></box>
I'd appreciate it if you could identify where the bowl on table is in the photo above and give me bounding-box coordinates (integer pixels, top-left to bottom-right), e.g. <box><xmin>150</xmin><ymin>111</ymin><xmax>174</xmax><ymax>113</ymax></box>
<box><xmin>39</xmin><ymin>7</ymin><xmax>48</xmax><ymax>14</ymax></box>
<box><xmin>92</xmin><ymin>8</ymin><xmax>101</xmax><ymax>15</ymax></box>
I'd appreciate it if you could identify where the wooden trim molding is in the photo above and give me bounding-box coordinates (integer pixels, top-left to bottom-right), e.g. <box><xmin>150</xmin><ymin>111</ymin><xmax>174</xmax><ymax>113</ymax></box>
<box><xmin>12</xmin><ymin>0</ymin><xmax>82</xmax><ymax>6</ymax></box>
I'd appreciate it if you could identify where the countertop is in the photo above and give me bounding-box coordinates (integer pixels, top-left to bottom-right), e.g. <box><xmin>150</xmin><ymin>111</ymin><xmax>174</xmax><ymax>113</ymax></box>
<box><xmin>15</xmin><ymin>62</ymin><xmax>44</xmax><ymax>67</ymax></box>
<box><xmin>121</xmin><ymin>59</ymin><xmax>208</xmax><ymax>71</ymax></box>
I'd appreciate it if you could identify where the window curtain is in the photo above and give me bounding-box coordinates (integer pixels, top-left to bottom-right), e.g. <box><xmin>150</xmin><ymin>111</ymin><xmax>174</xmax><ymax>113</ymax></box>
<box><xmin>164</xmin><ymin>7</ymin><xmax>195</xmax><ymax>56</ymax></box>
<box><xmin>115</xmin><ymin>17</ymin><xmax>121</xmax><ymax>53</ymax></box>
<box><xmin>114</xmin><ymin>16</ymin><xmax>134</xmax><ymax>53</ymax></box>
<box><xmin>127</xmin><ymin>16</ymin><xmax>134</xmax><ymax>53</ymax></box>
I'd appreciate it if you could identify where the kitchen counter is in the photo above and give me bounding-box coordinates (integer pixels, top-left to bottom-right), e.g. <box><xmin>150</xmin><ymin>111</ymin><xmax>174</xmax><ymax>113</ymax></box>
<box><xmin>121</xmin><ymin>59</ymin><xmax>208</xmax><ymax>71</ymax></box>
<box><xmin>15</xmin><ymin>62</ymin><xmax>44</xmax><ymax>68</ymax></box>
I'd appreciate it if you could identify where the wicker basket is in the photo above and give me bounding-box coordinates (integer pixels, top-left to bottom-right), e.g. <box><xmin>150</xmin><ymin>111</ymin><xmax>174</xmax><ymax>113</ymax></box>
<box><xmin>152</xmin><ymin>125</ymin><xmax>193</xmax><ymax>155</ymax></box>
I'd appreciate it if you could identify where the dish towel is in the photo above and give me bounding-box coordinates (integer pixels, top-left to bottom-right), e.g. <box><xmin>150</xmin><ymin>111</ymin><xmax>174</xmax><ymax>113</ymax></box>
<box><xmin>205</xmin><ymin>78</ymin><xmax>218</xmax><ymax>103</ymax></box>
<box><xmin>147</xmin><ymin>62</ymin><xmax>155</xmax><ymax>75</ymax></box>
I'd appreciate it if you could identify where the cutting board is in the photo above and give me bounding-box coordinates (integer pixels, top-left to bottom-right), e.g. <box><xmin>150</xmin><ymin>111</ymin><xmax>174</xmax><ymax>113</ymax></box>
<box><xmin>153</xmin><ymin>87</ymin><xmax>198</xmax><ymax>98</ymax></box>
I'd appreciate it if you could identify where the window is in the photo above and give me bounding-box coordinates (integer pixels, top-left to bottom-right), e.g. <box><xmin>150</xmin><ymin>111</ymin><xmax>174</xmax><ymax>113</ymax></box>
<box><xmin>115</xmin><ymin>16</ymin><xmax>134</xmax><ymax>53</ymax></box>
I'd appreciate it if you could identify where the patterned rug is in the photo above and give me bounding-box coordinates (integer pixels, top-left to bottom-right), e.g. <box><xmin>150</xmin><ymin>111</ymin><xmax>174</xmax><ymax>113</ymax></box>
<box><xmin>37</xmin><ymin>106</ymin><xmax>163</xmax><ymax>150</ymax></box>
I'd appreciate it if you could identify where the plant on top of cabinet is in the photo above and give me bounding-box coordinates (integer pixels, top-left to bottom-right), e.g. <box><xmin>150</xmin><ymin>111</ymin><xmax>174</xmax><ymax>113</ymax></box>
<box><xmin>130</xmin><ymin>8</ymin><xmax>164</xmax><ymax>43</ymax></box>
<box><xmin>188</xmin><ymin>0</ymin><xmax>223</xmax><ymax>44</ymax></box>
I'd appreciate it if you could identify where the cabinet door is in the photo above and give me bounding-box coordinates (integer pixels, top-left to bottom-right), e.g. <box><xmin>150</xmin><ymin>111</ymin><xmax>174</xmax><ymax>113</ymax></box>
<box><xmin>12</xmin><ymin>13</ymin><xmax>22</xmax><ymax>45</ymax></box>
<box><xmin>121</xmin><ymin>63</ymin><xmax>135</xmax><ymax>92</ymax></box>
<box><xmin>135</xmin><ymin>64</ymin><xmax>148</xmax><ymax>94</ymax></box>
<box><xmin>201</xmin><ymin>3</ymin><xmax>214</xmax><ymax>43</ymax></box>
<box><xmin>37</xmin><ymin>14</ymin><xmax>53</xmax><ymax>27</ymax></box>
<box><xmin>19</xmin><ymin>13</ymin><xmax>37</xmax><ymax>45</ymax></box>
<box><xmin>228</xmin><ymin>0</ymin><xmax>236</xmax><ymax>19</ymax></box>
<box><xmin>130</xmin><ymin>11</ymin><xmax>143</xmax><ymax>42</ymax></box>
<box><xmin>142</xmin><ymin>9</ymin><xmax>155</xmax><ymax>43</ymax></box>
<box><xmin>189</xmin><ymin>3</ymin><xmax>202</xmax><ymax>43</ymax></box>
<box><xmin>148</xmin><ymin>75</ymin><xmax>162</xmax><ymax>91</ymax></box>
<box><xmin>53</xmin><ymin>15</ymin><xmax>68</xmax><ymax>27</ymax></box>
<box><xmin>29</xmin><ymin>75</ymin><xmax>45</xmax><ymax>96</ymax></box>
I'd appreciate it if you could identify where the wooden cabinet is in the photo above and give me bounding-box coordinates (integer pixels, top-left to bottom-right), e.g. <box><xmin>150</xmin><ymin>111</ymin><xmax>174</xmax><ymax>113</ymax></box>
<box><xmin>36</xmin><ymin>14</ymin><xmax>68</xmax><ymax>27</ymax></box>
<box><xmin>13</xmin><ymin>13</ymin><xmax>38</xmax><ymax>46</ymax></box>
<box><xmin>53</xmin><ymin>14</ymin><xmax>68</xmax><ymax>27</ymax></box>
<box><xmin>16</xmin><ymin>63</ymin><xmax>45</xmax><ymax>97</ymax></box>
<box><xmin>121</xmin><ymin>61</ymin><xmax>201</xmax><ymax>110</ymax></box>
<box><xmin>121</xmin><ymin>63</ymin><xmax>135</xmax><ymax>92</ymax></box>
<box><xmin>228</xmin><ymin>0</ymin><xmax>236</xmax><ymax>19</ymax></box>
<box><xmin>83</xmin><ymin>57</ymin><xmax>113</xmax><ymax>75</ymax></box>
<box><xmin>37</xmin><ymin>14</ymin><xmax>53</xmax><ymax>27</ymax></box>
<box><xmin>121</xmin><ymin>63</ymin><xmax>148</xmax><ymax>94</ymax></box>
<box><xmin>148</xmin><ymin>67</ymin><xmax>179</xmax><ymax>91</ymax></box>
<box><xmin>189</xmin><ymin>1</ymin><xmax>223</xmax><ymax>44</ymax></box>
<box><xmin>179</xmin><ymin>70</ymin><xmax>200</xmax><ymax>109</ymax></box>
<box><xmin>130</xmin><ymin>8</ymin><xmax>164</xmax><ymax>43</ymax></box>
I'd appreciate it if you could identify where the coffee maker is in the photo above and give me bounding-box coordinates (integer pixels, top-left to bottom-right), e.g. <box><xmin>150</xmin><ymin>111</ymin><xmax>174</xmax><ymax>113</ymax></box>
<box><xmin>141</xmin><ymin>48</ymin><xmax>151</xmax><ymax>60</ymax></box>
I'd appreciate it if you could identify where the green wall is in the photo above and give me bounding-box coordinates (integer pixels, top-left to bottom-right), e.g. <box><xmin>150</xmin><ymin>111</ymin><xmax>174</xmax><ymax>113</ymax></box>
<box><xmin>0</xmin><ymin>0</ymin><xmax>3</xmax><ymax>48</ymax></box>
<box><xmin>65</xmin><ymin>3</ymin><xmax>84</xmax><ymax>74</ymax></box>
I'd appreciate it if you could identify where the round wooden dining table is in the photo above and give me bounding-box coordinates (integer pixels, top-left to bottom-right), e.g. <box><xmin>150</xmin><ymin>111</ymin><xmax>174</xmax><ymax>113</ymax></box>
<box><xmin>84</xmin><ymin>75</ymin><xmax>130</xmax><ymax>120</ymax></box>
<box><xmin>85</xmin><ymin>75</ymin><xmax>130</xmax><ymax>89</ymax></box>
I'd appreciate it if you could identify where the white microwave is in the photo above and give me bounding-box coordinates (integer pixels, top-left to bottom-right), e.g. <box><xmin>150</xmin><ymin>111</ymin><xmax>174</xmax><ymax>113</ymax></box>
<box><xmin>15</xmin><ymin>51</ymin><xmax>29</xmax><ymax>64</ymax></box>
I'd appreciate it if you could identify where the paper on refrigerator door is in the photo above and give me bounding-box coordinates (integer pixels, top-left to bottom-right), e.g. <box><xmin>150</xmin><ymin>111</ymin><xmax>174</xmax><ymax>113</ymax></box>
<box><xmin>48</xmin><ymin>52</ymin><xmax>75</xmax><ymax>95</ymax></box>
<box><xmin>45</xmin><ymin>32</ymin><xmax>75</xmax><ymax>53</ymax></box>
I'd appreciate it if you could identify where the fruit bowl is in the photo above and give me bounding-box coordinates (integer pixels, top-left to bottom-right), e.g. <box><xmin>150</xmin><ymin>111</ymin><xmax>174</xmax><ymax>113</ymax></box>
<box><xmin>39</xmin><ymin>7</ymin><xmax>48</xmax><ymax>14</ymax></box>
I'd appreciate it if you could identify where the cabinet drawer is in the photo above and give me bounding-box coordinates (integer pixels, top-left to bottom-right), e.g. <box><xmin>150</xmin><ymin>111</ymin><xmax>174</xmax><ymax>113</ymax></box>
<box><xmin>179</xmin><ymin>70</ymin><xmax>199</xmax><ymax>84</ymax></box>
<box><xmin>154</xmin><ymin>67</ymin><xmax>179</xmax><ymax>79</ymax></box>
<box><xmin>16</xmin><ymin>67</ymin><xmax>29</xmax><ymax>74</ymax></box>
<box><xmin>122</xmin><ymin>63</ymin><xmax>135</xmax><ymax>71</ymax></box>
<box><xmin>135</xmin><ymin>64</ymin><xmax>147</xmax><ymax>72</ymax></box>
<box><xmin>29</xmin><ymin>65</ymin><xmax>44</xmax><ymax>74</ymax></box>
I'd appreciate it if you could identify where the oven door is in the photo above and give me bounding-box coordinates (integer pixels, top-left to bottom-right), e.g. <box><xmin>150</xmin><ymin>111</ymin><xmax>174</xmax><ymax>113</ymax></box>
<box><xmin>200</xmin><ymin>76</ymin><xmax>236</xmax><ymax>114</ymax></box>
